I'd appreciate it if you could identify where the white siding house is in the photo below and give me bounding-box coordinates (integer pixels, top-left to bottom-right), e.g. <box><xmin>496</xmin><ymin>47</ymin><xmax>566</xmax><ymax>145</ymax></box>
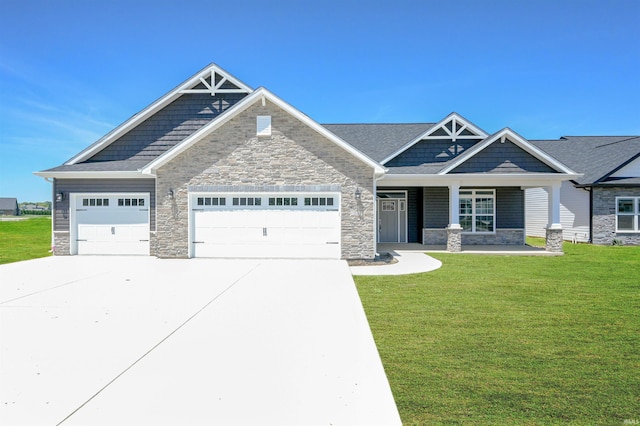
<box><xmin>525</xmin><ymin>182</ymin><xmax>590</xmax><ymax>242</ymax></box>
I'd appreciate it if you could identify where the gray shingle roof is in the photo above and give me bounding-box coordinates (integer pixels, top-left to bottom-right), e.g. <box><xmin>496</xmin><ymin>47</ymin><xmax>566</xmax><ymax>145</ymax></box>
<box><xmin>530</xmin><ymin>136</ymin><xmax>640</xmax><ymax>185</ymax></box>
<box><xmin>0</xmin><ymin>198</ymin><xmax>19</xmax><ymax>210</ymax></box>
<box><xmin>322</xmin><ymin>123</ymin><xmax>434</xmax><ymax>163</ymax></box>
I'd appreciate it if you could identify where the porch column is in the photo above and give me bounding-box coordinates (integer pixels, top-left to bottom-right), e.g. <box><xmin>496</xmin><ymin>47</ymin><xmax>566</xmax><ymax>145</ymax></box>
<box><xmin>545</xmin><ymin>182</ymin><xmax>563</xmax><ymax>253</ymax></box>
<box><xmin>447</xmin><ymin>184</ymin><xmax>462</xmax><ymax>252</ymax></box>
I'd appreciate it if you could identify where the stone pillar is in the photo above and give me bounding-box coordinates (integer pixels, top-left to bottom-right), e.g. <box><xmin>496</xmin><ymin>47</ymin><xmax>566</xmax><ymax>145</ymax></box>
<box><xmin>545</xmin><ymin>182</ymin><xmax>564</xmax><ymax>253</ymax></box>
<box><xmin>545</xmin><ymin>227</ymin><xmax>564</xmax><ymax>253</ymax></box>
<box><xmin>447</xmin><ymin>226</ymin><xmax>462</xmax><ymax>252</ymax></box>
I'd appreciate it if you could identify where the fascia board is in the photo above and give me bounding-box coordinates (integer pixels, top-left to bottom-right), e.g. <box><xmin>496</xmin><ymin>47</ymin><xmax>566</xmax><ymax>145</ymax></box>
<box><xmin>438</xmin><ymin>128</ymin><xmax>579</xmax><ymax>175</ymax></box>
<box><xmin>67</xmin><ymin>64</ymin><xmax>254</xmax><ymax>165</ymax></box>
<box><xmin>143</xmin><ymin>87</ymin><xmax>385</xmax><ymax>175</ymax></box>
<box><xmin>33</xmin><ymin>171</ymin><xmax>149</xmax><ymax>179</ymax></box>
<box><xmin>380</xmin><ymin>112</ymin><xmax>489</xmax><ymax>165</ymax></box>
<box><xmin>380</xmin><ymin>172</ymin><xmax>582</xmax><ymax>187</ymax></box>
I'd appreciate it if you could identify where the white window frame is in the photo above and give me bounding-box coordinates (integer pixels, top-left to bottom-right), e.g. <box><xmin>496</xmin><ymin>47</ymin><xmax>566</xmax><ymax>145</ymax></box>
<box><xmin>616</xmin><ymin>196</ymin><xmax>640</xmax><ymax>233</ymax></box>
<box><xmin>459</xmin><ymin>189</ymin><xmax>496</xmax><ymax>234</ymax></box>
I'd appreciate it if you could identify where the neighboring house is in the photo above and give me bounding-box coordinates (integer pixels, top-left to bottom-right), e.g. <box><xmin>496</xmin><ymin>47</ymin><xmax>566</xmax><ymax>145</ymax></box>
<box><xmin>526</xmin><ymin>136</ymin><xmax>640</xmax><ymax>245</ymax></box>
<box><xmin>0</xmin><ymin>198</ymin><xmax>19</xmax><ymax>216</ymax></box>
<box><xmin>35</xmin><ymin>64</ymin><xmax>579</xmax><ymax>258</ymax></box>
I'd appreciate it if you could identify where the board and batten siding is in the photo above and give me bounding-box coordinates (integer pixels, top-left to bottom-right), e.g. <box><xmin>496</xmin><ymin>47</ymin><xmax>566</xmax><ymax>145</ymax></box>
<box><xmin>53</xmin><ymin>178</ymin><xmax>156</xmax><ymax>231</ymax></box>
<box><xmin>423</xmin><ymin>187</ymin><xmax>449</xmax><ymax>228</ymax></box>
<box><xmin>496</xmin><ymin>187</ymin><xmax>524</xmax><ymax>228</ymax></box>
<box><xmin>525</xmin><ymin>182</ymin><xmax>590</xmax><ymax>242</ymax></box>
<box><xmin>424</xmin><ymin>187</ymin><xmax>524</xmax><ymax>229</ymax></box>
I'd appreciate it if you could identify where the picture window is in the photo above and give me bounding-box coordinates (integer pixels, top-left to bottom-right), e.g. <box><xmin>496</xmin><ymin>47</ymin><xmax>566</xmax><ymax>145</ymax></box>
<box><xmin>459</xmin><ymin>189</ymin><xmax>495</xmax><ymax>233</ymax></box>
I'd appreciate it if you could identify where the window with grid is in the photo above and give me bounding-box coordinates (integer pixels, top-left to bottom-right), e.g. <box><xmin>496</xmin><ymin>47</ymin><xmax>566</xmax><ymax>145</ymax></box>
<box><xmin>616</xmin><ymin>197</ymin><xmax>640</xmax><ymax>232</ymax></box>
<box><xmin>459</xmin><ymin>190</ymin><xmax>495</xmax><ymax>233</ymax></box>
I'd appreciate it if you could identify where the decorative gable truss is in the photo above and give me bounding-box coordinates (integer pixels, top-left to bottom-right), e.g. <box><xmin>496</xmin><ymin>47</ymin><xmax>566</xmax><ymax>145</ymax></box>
<box><xmin>66</xmin><ymin>63</ymin><xmax>253</xmax><ymax>165</ymax></box>
<box><xmin>179</xmin><ymin>66</ymin><xmax>250</xmax><ymax>96</ymax></box>
<box><xmin>381</xmin><ymin>112</ymin><xmax>488</xmax><ymax>165</ymax></box>
<box><xmin>440</xmin><ymin>128</ymin><xmax>578</xmax><ymax>176</ymax></box>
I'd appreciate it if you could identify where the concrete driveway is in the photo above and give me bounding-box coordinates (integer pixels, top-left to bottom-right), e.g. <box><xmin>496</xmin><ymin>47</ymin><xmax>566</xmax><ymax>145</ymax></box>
<box><xmin>0</xmin><ymin>256</ymin><xmax>401</xmax><ymax>425</ymax></box>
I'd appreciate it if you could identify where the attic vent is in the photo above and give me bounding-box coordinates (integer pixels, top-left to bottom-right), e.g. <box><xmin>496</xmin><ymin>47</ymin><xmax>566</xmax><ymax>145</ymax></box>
<box><xmin>257</xmin><ymin>116</ymin><xmax>271</xmax><ymax>136</ymax></box>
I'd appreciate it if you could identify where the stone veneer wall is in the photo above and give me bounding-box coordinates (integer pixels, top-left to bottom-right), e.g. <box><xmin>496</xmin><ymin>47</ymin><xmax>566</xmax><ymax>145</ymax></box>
<box><xmin>423</xmin><ymin>228</ymin><xmax>525</xmax><ymax>245</ymax></box>
<box><xmin>53</xmin><ymin>232</ymin><xmax>70</xmax><ymax>255</ymax></box>
<box><xmin>592</xmin><ymin>186</ymin><xmax>640</xmax><ymax>245</ymax></box>
<box><xmin>154</xmin><ymin>101</ymin><xmax>376</xmax><ymax>259</ymax></box>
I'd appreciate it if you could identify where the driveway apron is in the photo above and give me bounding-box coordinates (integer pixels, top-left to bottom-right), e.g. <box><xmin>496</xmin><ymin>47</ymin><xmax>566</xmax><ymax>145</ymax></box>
<box><xmin>0</xmin><ymin>256</ymin><xmax>401</xmax><ymax>425</ymax></box>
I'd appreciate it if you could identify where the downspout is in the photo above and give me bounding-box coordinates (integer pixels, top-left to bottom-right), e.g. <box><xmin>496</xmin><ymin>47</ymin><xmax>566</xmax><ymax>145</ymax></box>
<box><xmin>43</xmin><ymin>177</ymin><xmax>55</xmax><ymax>253</ymax></box>
<box><xmin>588</xmin><ymin>186</ymin><xmax>593</xmax><ymax>243</ymax></box>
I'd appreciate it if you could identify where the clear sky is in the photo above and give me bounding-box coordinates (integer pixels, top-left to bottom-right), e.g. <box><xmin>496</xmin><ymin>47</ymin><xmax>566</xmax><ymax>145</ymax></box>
<box><xmin>1</xmin><ymin>0</ymin><xmax>639</xmax><ymax>202</ymax></box>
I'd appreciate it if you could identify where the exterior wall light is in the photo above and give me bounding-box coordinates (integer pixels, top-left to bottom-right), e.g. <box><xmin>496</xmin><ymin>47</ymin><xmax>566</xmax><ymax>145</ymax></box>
<box><xmin>55</xmin><ymin>192</ymin><xmax>64</xmax><ymax>202</ymax></box>
<box><xmin>167</xmin><ymin>189</ymin><xmax>174</xmax><ymax>199</ymax></box>
<box><xmin>355</xmin><ymin>187</ymin><xmax>361</xmax><ymax>200</ymax></box>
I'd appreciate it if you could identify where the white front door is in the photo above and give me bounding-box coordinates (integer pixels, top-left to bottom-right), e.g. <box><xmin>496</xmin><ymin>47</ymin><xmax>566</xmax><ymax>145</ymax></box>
<box><xmin>73</xmin><ymin>194</ymin><xmax>150</xmax><ymax>255</ymax></box>
<box><xmin>191</xmin><ymin>194</ymin><xmax>341</xmax><ymax>259</ymax></box>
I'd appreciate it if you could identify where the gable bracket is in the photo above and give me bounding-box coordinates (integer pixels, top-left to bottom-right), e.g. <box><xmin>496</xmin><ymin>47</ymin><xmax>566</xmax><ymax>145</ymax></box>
<box><xmin>180</xmin><ymin>69</ymin><xmax>249</xmax><ymax>96</ymax></box>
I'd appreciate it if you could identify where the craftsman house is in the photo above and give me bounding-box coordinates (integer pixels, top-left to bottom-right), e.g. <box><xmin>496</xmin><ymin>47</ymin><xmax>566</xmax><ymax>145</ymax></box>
<box><xmin>36</xmin><ymin>64</ymin><xmax>582</xmax><ymax>258</ymax></box>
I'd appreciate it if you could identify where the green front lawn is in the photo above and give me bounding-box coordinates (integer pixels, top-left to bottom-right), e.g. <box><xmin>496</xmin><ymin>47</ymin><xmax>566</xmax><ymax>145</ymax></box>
<box><xmin>0</xmin><ymin>217</ymin><xmax>52</xmax><ymax>264</ymax></box>
<box><xmin>355</xmin><ymin>243</ymin><xmax>640</xmax><ymax>425</ymax></box>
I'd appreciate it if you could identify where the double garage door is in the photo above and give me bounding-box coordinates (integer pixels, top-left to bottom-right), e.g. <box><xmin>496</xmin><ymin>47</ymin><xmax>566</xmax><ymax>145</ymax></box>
<box><xmin>73</xmin><ymin>194</ymin><xmax>150</xmax><ymax>255</ymax></box>
<box><xmin>191</xmin><ymin>193</ymin><xmax>341</xmax><ymax>259</ymax></box>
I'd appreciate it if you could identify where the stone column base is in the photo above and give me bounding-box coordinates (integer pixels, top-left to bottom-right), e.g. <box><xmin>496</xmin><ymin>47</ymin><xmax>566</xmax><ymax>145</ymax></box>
<box><xmin>545</xmin><ymin>228</ymin><xmax>564</xmax><ymax>253</ymax></box>
<box><xmin>447</xmin><ymin>226</ymin><xmax>462</xmax><ymax>252</ymax></box>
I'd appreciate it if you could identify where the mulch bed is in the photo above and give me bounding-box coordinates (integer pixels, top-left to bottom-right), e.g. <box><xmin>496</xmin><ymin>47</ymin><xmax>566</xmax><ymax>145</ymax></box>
<box><xmin>347</xmin><ymin>252</ymin><xmax>397</xmax><ymax>266</ymax></box>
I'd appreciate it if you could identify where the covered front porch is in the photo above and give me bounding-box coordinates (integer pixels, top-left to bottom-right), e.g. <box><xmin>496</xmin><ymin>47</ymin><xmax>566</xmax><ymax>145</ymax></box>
<box><xmin>375</xmin><ymin>176</ymin><xmax>567</xmax><ymax>253</ymax></box>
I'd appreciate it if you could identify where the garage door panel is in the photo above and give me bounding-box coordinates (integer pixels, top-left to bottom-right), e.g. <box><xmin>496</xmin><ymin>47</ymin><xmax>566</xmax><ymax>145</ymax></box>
<box><xmin>75</xmin><ymin>195</ymin><xmax>150</xmax><ymax>256</ymax></box>
<box><xmin>192</xmin><ymin>194</ymin><xmax>341</xmax><ymax>259</ymax></box>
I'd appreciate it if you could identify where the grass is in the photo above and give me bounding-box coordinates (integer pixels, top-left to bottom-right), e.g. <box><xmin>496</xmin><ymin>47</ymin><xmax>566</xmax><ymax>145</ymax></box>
<box><xmin>0</xmin><ymin>217</ymin><xmax>52</xmax><ymax>264</ymax></box>
<box><xmin>355</xmin><ymin>242</ymin><xmax>640</xmax><ymax>425</ymax></box>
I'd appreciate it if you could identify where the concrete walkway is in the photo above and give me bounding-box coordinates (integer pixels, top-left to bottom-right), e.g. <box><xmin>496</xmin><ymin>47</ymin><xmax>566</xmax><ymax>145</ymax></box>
<box><xmin>350</xmin><ymin>248</ymin><xmax>442</xmax><ymax>276</ymax></box>
<box><xmin>0</xmin><ymin>256</ymin><xmax>401</xmax><ymax>425</ymax></box>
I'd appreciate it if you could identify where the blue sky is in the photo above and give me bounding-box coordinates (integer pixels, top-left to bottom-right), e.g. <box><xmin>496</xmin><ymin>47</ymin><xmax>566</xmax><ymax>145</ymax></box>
<box><xmin>1</xmin><ymin>0</ymin><xmax>638</xmax><ymax>202</ymax></box>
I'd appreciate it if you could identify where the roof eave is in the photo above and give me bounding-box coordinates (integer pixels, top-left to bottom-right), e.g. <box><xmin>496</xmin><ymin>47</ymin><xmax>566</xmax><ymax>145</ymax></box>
<box><xmin>33</xmin><ymin>170</ymin><xmax>150</xmax><ymax>179</ymax></box>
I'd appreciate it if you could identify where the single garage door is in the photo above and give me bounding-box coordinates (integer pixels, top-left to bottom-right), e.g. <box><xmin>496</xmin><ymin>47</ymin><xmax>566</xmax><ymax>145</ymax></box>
<box><xmin>192</xmin><ymin>193</ymin><xmax>340</xmax><ymax>259</ymax></box>
<box><xmin>74</xmin><ymin>194</ymin><xmax>150</xmax><ymax>255</ymax></box>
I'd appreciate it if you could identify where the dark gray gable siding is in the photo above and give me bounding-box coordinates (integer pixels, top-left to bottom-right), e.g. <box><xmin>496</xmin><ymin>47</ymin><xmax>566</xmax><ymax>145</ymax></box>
<box><xmin>87</xmin><ymin>93</ymin><xmax>247</xmax><ymax>162</ymax></box>
<box><xmin>423</xmin><ymin>187</ymin><xmax>449</xmax><ymax>228</ymax></box>
<box><xmin>450</xmin><ymin>140</ymin><xmax>557</xmax><ymax>174</ymax></box>
<box><xmin>53</xmin><ymin>179</ymin><xmax>156</xmax><ymax>231</ymax></box>
<box><xmin>386</xmin><ymin>138</ymin><xmax>481</xmax><ymax>167</ymax></box>
<box><xmin>496</xmin><ymin>187</ymin><xmax>524</xmax><ymax>228</ymax></box>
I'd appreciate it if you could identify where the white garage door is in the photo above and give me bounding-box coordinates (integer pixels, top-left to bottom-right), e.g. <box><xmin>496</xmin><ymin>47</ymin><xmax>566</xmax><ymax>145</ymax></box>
<box><xmin>74</xmin><ymin>194</ymin><xmax>150</xmax><ymax>255</ymax></box>
<box><xmin>191</xmin><ymin>194</ymin><xmax>340</xmax><ymax>259</ymax></box>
